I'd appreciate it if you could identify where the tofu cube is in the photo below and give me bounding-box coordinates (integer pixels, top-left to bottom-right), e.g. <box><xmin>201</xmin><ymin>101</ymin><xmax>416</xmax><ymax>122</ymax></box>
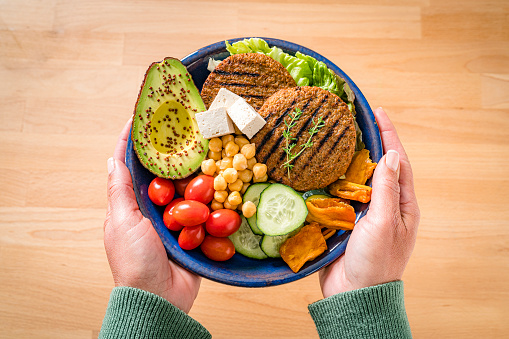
<box><xmin>195</xmin><ymin>107</ymin><xmax>235</xmax><ymax>139</ymax></box>
<box><xmin>227</xmin><ymin>98</ymin><xmax>266</xmax><ymax>139</ymax></box>
<box><xmin>209</xmin><ymin>88</ymin><xmax>242</xmax><ymax>110</ymax></box>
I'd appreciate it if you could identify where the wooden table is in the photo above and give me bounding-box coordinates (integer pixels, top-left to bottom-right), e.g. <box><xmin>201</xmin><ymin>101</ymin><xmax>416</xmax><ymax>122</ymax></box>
<box><xmin>1</xmin><ymin>1</ymin><xmax>508</xmax><ymax>338</ymax></box>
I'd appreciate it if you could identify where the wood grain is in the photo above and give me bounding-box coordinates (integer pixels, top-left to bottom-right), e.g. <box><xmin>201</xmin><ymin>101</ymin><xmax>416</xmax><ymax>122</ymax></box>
<box><xmin>1</xmin><ymin>0</ymin><xmax>508</xmax><ymax>338</ymax></box>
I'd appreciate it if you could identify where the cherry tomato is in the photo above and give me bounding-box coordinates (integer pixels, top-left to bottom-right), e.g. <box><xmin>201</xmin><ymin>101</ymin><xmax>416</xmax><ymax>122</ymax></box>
<box><xmin>173</xmin><ymin>174</ymin><xmax>196</xmax><ymax>197</ymax></box>
<box><xmin>205</xmin><ymin>209</ymin><xmax>241</xmax><ymax>237</ymax></box>
<box><xmin>178</xmin><ymin>224</ymin><xmax>205</xmax><ymax>250</ymax></box>
<box><xmin>184</xmin><ymin>175</ymin><xmax>215</xmax><ymax>204</ymax></box>
<box><xmin>163</xmin><ymin>197</ymin><xmax>184</xmax><ymax>231</ymax></box>
<box><xmin>200</xmin><ymin>235</ymin><xmax>235</xmax><ymax>261</ymax></box>
<box><xmin>173</xmin><ymin>200</ymin><xmax>210</xmax><ymax>226</ymax></box>
<box><xmin>148</xmin><ymin>177</ymin><xmax>175</xmax><ymax>206</ymax></box>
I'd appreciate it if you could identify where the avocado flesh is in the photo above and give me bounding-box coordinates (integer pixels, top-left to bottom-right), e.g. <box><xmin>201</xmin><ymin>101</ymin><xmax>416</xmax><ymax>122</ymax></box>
<box><xmin>132</xmin><ymin>57</ymin><xmax>208</xmax><ymax>179</ymax></box>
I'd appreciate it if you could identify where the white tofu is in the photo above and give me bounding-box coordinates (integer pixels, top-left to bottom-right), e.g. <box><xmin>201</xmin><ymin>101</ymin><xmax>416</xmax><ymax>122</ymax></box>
<box><xmin>227</xmin><ymin>98</ymin><xmax>266</xmax><ymax>139</ymax></box>
<box><xmin>195</xmin><ymin>107</ymin><xmax>235</xmax><ymax>139</ymax></box>
<box><xmin>207</xmin><ymin>58</ymin><xmax>221</xmax><ymax>72</ymax></box>
<box><xmin>209</xmin><ymin>88</ymin><xmax>242</xmax><ymax>110</ymax></box>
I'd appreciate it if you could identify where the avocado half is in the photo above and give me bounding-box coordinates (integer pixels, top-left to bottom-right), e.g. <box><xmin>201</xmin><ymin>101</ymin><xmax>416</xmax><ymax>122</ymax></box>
<box><xmin>132</xmin><ymin>57</ymin><xmax>209</xmax><ymax>179</ymax></box>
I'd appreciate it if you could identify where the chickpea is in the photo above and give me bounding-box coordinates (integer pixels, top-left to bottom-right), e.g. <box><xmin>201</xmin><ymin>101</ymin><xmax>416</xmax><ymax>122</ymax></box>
<box><xmin>219</xmin><ymin>157</ymin><xmax>233</xmax><ymax>170</ymax></box>
<box><xmin>237</xmin><ymin>169</ymin><xmax>253</xmax><ymax>183</ymax></box>
<box><xmin>208</xmin><ymin>150</ymin><xmax>221</xmax><ymax>161</ymax></box>
<box><xmin>225</xmin><ymin>141</ymin><xmax>240</xmax><ymax>157</ymax></box>
<box><xmin>237</xmin><ymin>203</ymin><xmax>243</xmax><ymax>211</ymax></box>
<box><xmin>252</xmin><ymin>163</ymin><xmax>267</xmax><ymax>179</ymax></box>
<box><xmin>234</xmin><ymin>125</ymin><xmax>243</xmax><ymax>135</ymax></box>
<box><xmin>240</xmin><ymin>182</ymin><xmax>250</xmax><ymax>194</ymax></box>
<box><xmin>214</xmin><ymin>175</ymin><xmax>227</xmax><ymax>191</ymax></box>
<box><xmin>246</xmin><ymin>156</ymin><xmax>257</xmax><ymax>170</ymax></box>
<box><xmin>223</xmin><ymin>200</ymin><xmax>237</xmax><ymax>210</ymax></box>
<box><xmin>222</xmin><ymin>168</ymin><xmax>238</xmax><ymax>184</ymax></box>
<box><xmin>221</xmin><ymin>134</ymin><xmax>235</xmax><ymax>148</ymax></box>
<box><xmin>214</xmin><ymin>190</ymin><xmax>228</xmax><ymax>203</ymax></box>
<box><xmin>242</xmin><ymin>201</ymin><xmax>257</xmax><ymax>218</ymax></box>
<box><xmin>252</xmin><ymin>174</ymin><xmax>268</xmax><ymax>183</ymax></box>
<box><xmin>201</xmin><ymin>159</ymin><xmax>216</xmax><ymax>176</ymax></box>
<box><xmin>209</xmin><ymin>137</ymin><xmax>223</xmax><ymax>153</ymax></box>
<box><xmin>215</xmin><ymin>160</ymin><xmax>222</xmax><ymax>173</ymax></box>
<box><xmin>234</xmin><ymin>136</ymin><xmax>250</xmax><ymax>150</ymax></box>
<box><xmin>228</xmin><ymin>178</ymin><xmax>243</xmax><ymax>192</ymax></box>
<box><xmin>221</xmin><ymin>149</ymin><xmax>227</xmax><ymax>158</ymax></box>
<box><xmin>240</xmin><ymin>143</ymin><xmax>256</xmax><ymax>159</ymax></box>
<box><xmin>232</xmin><ymin>153</ymin><xmax>247</xmax><ymax>171</ymax></box>
<box><xmin>228</xmin><ymin>191</ymin><xmax>242</xmax><ymax>206</ymax></box>
<box><xmin>211</xmin><ymin>199</ymin><xmax>223</xmax><ymax>211</ymax></box>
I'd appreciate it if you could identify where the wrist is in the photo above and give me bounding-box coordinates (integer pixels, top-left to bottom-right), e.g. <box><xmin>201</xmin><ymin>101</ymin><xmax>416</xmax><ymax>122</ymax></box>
<box><xmin>320</xmin><ymin>267</ymin><xmax>401</xmax><ymax>298</ymax></box>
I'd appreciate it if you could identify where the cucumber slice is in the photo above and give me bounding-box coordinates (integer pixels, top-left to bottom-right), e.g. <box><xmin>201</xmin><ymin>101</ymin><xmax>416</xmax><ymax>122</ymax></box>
<box><xmin>260</xmin><ymin>227</ymin><xmax>302</xmax><ymax>258</ymax></box>
<box><xmin>256</xmin><ymin>183</ymin><xmax>308</xmax><ymax>236</ymax></box>
<box><xmin>242</xmin><ymin>183</ymin><xmax>270</xmax><ymax>235</ymax></box>
<box><xmin>228</xmin><ymin>216</ymin><xmax>268</xmax><ymax>260</ymax></box>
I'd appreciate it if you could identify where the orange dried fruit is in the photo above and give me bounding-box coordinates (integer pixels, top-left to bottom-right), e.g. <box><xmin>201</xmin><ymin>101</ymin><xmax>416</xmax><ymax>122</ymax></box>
<box><xmin>344</xmin><ymin>149</ymin><xmax>377</xmax><ymax>185</ymax></box>
<box><xmin>280</xmin><ymin>223</ymin><xmax>327</xmax><ymax>273</ymax></box>
<box><xmin>305</xmin><ymin>198</ymin><xmax>356</xmax><ymax>230</ymax></box>
<box><xmin>328</xmin><ymin>180</ymin><xmax>372</xmax><ymax>203</ymax></box>
<box><xmin>322</xmin><ymin>228</ymin><xmax>337</xmax><ymax>240</ymax></box>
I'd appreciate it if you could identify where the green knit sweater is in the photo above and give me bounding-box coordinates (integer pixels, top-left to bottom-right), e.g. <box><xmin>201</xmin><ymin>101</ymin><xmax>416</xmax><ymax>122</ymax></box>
<box><xmin>99</xmin><ymin>281</ymin><xmax>411</xmax><ymax>338</ymax></box>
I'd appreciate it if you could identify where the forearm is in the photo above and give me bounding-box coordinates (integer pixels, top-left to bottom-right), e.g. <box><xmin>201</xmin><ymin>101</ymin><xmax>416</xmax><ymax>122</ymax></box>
<box><xmin>308</xmin><ymin>281</ymin><xmax>412</xmax><ymax>339</ymax></box>
<box><xmin>99</xmin><ymin>286</ymin><xmax>211</xmax><ymax>339</ymax></box>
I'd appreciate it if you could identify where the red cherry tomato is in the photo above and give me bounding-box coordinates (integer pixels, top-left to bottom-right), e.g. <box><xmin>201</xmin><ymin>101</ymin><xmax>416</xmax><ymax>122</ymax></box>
<box><xmin>173</xmin><ymin>174</ymin><xmax>196</xmax><ymax>197</ymax></box>
<box><xmin>200</xmin><ymin>235</ymin><xmax>235</xmax><ymax>261</ymax></box>
<box><xmin>173</xmin><ymin>200</ymin><xmax>210</xmax><ymax>226</ymax></box>
<box><xmin>148</xmin><ymin>177</ymin><xmax>175</xmax><ymax>206</ymax></box>
<box><xmin>205</xmin><ymin>209</ymin><xmax>241</xmax><ymax>237</ymax></box>
<box><xmin>178</xmin><ymin>224</ymin><xmax>205</xmax><ymax>250</ymax></box>
<box><xmin>184</xmin><ymin>175</ymin><xmax>215</xmax><ymax>204</ymax></box>
<box><xmin>163</xmin><ymin>197</ymin><xmax>184</xmax><ymax>231</ymax></box>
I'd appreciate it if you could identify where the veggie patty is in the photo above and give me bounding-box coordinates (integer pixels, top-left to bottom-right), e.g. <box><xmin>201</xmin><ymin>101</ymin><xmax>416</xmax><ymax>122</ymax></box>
<box><xmin>201</xmin><ymin>53</ymin><xmax>297</xmax><ymax>111</ymax></box>
<box><xmin>251</xmin><ymin>86</ymin><xmax>356</xmax><ymax>191</ymax></box>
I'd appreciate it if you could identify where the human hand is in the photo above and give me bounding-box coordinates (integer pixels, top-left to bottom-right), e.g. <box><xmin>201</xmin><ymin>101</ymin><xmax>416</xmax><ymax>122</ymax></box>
<box><xmin>319</xmin><ymin>107</ymin><xmax>420</xmax><ymax>297</ymax></box>
<box><xmin>104</xmin><ymin>118</ymin><xmax>201</xmax><ymax>313</ymax></box>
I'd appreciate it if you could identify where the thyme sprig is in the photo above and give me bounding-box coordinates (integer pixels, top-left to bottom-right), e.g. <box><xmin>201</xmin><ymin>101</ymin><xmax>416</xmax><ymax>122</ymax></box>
<box><xmin>282</xmin><ymin>108</ymin><xmax>326</xmax><ymax>178</ymax></box>
<box><xmin>282</xmin><ymin>108</ymin><xmax>302</xmax><ymax>177</ymax></box>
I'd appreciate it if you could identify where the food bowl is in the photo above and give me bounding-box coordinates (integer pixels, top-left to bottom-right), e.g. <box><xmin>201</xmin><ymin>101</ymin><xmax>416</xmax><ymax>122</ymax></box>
<box><xmin>125</xmin><ymin>37</ymin><xmax>382</xmax><ymax>287</ymax></box>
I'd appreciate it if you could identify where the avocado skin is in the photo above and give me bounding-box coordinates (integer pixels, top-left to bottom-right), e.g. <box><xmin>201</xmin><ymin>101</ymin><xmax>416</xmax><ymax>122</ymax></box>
<box><xmin>132</xmin><ymin>57</ymin><xmax>209</xmax><ymax>179</ymax></box>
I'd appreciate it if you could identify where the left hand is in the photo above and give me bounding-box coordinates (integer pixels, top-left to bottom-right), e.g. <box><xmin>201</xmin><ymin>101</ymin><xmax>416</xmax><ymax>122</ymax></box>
<box><xmin>104</xmin><ymin>118</ymin><xmax>201</xmax><ymax>314</ymax></box>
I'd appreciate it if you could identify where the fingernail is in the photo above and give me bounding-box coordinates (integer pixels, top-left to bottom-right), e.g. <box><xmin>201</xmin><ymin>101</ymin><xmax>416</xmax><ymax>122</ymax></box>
<box><xmin>386</xmin><ymin>150</ymin><xmax>399</xmax><ymax>172</ymax></box>
<box><xmin>107</xmin><ymin>157</ymin><xmax>115</xmax><ymax>174</ymax></box>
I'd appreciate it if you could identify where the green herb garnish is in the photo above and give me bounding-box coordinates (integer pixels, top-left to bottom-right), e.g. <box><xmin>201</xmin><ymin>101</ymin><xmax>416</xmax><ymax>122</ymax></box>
<box><xmin>282</xmin><ymin>108</ymin><xmax>326</xmax><ymax>178</ymax></box>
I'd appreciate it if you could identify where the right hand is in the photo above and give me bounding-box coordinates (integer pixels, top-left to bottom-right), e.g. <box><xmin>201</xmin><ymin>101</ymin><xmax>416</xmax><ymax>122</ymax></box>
<box><xmin>319</xmin><ymin>107</ymin><xmax>420</xmax><ymax>297</ymax></box>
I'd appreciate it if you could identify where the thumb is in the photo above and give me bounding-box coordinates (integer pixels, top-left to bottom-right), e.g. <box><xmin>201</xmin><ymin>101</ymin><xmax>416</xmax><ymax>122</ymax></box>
<box><xmin>106</xmin><ymin>157</ymin><xmax>142</xmax><ymax>228</ymax></box>
<box><xmin>367</xmin><ymin>150</ymin><xmax>401</xmax><ymax>225</ymax></box>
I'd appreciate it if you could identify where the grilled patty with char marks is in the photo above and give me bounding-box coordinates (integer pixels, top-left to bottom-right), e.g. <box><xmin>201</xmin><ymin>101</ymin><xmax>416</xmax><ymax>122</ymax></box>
<box><xmin>251</xmin><ymin>86</ymin><xmax>356</xmax><ymax>191</ymax></box>
<box><xmin>201</xmin><ymin>53</ymin><xmax>297</xmax><ymax>111</ymax></box>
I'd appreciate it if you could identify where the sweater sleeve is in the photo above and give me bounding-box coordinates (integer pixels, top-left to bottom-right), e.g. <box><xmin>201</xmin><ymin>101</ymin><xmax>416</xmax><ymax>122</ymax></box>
<box><xmin>308</xmin><ymin>281</ymin><xmax>412</xmax><ymax>339</ymax></box>
<box><xmin>99</xmin><ymin>286</ymin><xmax>211</xmax><ymax>339</ymax></box>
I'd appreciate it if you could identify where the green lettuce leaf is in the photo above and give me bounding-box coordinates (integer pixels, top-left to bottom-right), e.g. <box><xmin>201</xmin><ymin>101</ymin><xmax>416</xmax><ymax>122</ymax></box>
<box><xmin>226</xmin><ymin>38</ymin><xmax>312</xmax><ymax>86</ymax></box>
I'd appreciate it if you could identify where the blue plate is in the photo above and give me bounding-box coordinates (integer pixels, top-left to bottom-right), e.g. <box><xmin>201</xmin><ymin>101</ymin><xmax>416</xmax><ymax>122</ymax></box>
<box><xmin>126</xmin><ymin>37</ymin><xmax>382</xmax><ymax>287</ymax></box>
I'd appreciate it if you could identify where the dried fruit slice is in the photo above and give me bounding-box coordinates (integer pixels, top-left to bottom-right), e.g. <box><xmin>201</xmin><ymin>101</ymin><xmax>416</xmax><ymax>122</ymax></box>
<box><xmin>305</xmin><ymin>198</ymin><xmax>356</xmax><ymax>230</ymax></box>
<box><xmin>280</xmin><ymin>222</ymin><xmax>327</xmax><ymax>273</ymax></box>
